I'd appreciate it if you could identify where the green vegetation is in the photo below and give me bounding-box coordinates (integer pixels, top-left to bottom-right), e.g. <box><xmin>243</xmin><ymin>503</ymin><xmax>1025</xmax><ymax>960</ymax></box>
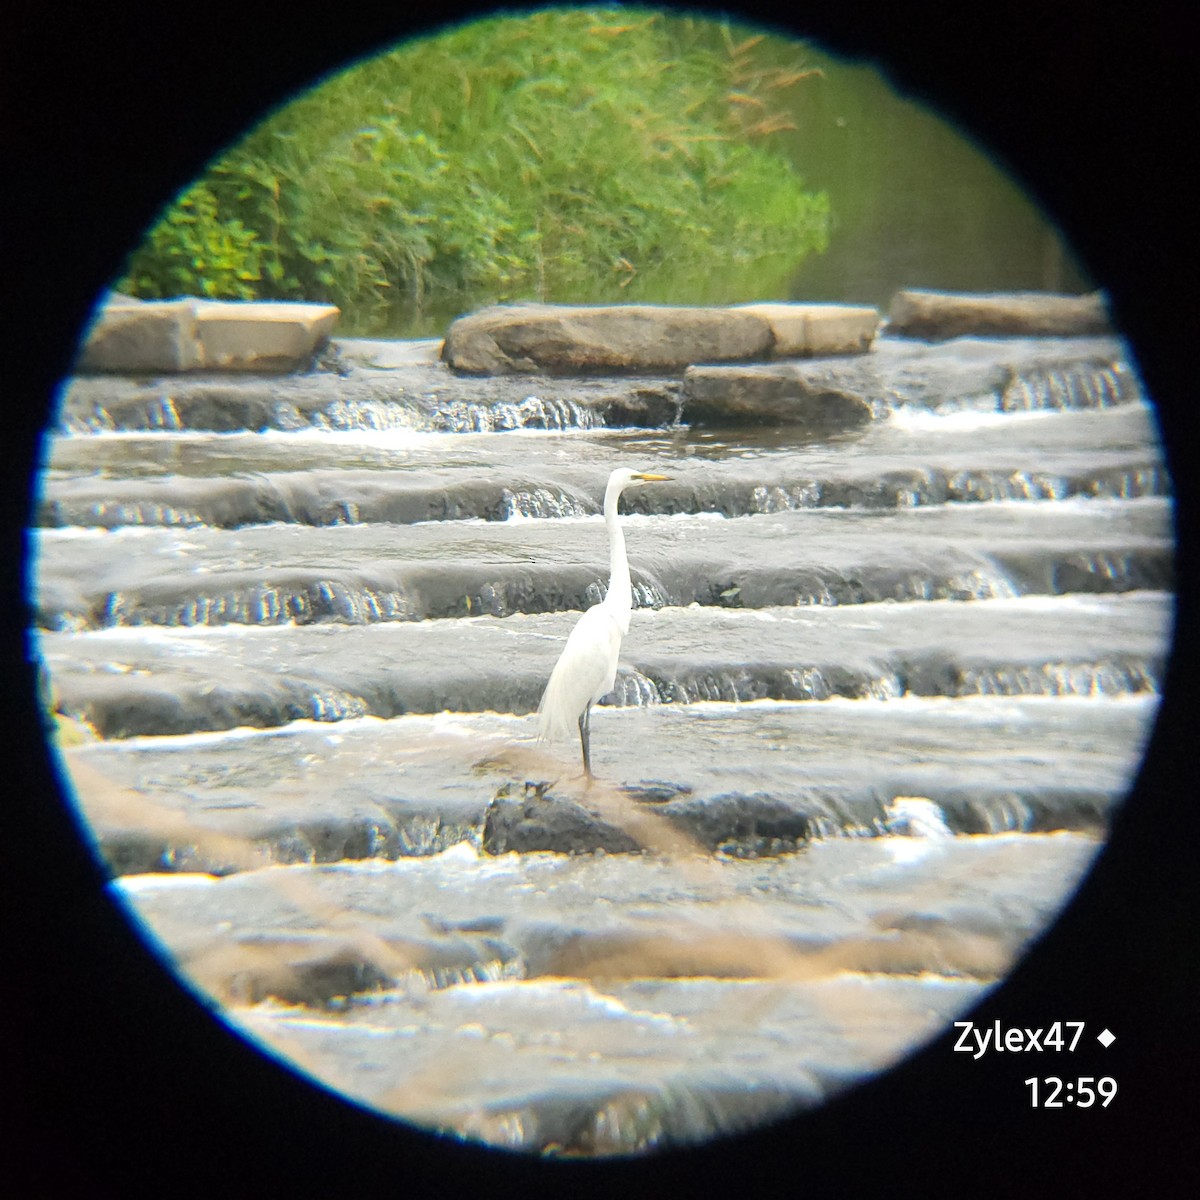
<box><xmin>120</xmin><ymin>8</ymin><xmax>829</xmax><ymax>333</ymax></box>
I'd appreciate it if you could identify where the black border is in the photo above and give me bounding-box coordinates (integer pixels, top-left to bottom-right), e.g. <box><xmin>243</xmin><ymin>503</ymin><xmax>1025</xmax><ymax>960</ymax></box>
<box><xmin>5</xmin><ymin>2</ymin><xmax>1196</xmax><ymax>1194</ymax></box>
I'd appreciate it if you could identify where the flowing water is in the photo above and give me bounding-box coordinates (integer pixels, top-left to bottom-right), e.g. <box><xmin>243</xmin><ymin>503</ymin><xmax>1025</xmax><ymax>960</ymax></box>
<box><xmin>29</xmin><ymin>332</ymin><xmax>1173</xmax><ymax>1155</ymax></box>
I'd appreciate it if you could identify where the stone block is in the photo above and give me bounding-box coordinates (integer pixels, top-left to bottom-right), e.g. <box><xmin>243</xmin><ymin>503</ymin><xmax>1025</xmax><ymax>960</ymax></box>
<box><xmin>194</xmin><ymin>300</ymin><xmax>340</xmax><ymax>371</ymax></box>
<box><xmin>77</xmin><ymin>298</ymin><xmax>202</xmax><ymax>373</ymax></box>
<box><xmin>443</xmin><ymin>303</ymin><xmax>773</xmax><ymax>374</ymax></box>
<box><xmin>735</xmin><ymin>302</ymin><xmax>880</xmax><ymax>356</ymax></box>
<box><xmin>76</xmin><ymin>297</ymin><xmax>340</xmax><ymax>374</ymax></box>
<box><xmin>442</xmin><ymin>302</ymin><xmax>882</xmax><ymax>375</ymax></box>
<box><xmin>887</xmin><ymin>289</ymin><xmax>1112</xmax><ymax>339</ymax></box>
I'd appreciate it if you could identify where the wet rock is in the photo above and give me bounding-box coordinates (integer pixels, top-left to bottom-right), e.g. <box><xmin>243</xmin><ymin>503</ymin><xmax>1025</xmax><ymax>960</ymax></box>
<box><xmin>934</xmin><ymin>787</ymin><xmax>1113</xmax><ymax>834</ymax></box>
<box><xmin>567</xmin><ymin>1078</ymin><xmax>821</xmax><ymax>1155</ymax></box>
<box><xmin>726</xmin><ymin>333</ymin><xmax>1137</xmax><ymax>416</ymax></box>
<box><xmin>177</xmin><ymin>928</ymin><xmax>516</xmax><ymax>1007</ymax></box>
<box><xmin>66</xmin><ymin>745</ymin><xmax>487</xmax><ymax>878</ymax></box>
<box><xmin>991</xmin><ymin>545</ymin><xmax>1174</xmax><ymax>596</ymax></box>
<box><xmin>620</xmin><ymin>780</ymin><xmax>693</xmax><ymax>804</ymax></box>
<box><xmin>207</xmin><ymin>935</ymin><xmax>398</xmax><ymax>1006</ymax></box>
<box><xmin>659</xmin><ymin>791</ymin><xmax>811</xmax><ymax>856</ymax></box>
<box><xmin>61</xmin><ymin>376</ymin><xmax>301</xmax><ymax>432</ymax></box>
<box><xmin>229</xmin><ymin>961</ymin><xmax>989</xmax><ymax>1153</ymax></box>
<box><xmin>37</xmin><ymin>426</ymin><xmax>1168</xmax><ymax>534</ymax></box>
<box><xmin>517</xmin><ymin>923</ymin><xmax>806</xmax><ymax>980</ymax></box>
<box><xmin>33</xmin><ymin>500</ymin><xmax>1171</xmax><ymax>635</ymax></box>
<box><xmin>58</xmin><ymin>328</ymin><xmax>1139</xmax><ymax>436</ymax></box>
<box><xmin>999</xmin><ymin>359</ymin><xmax>1139</xmax><ymax>411</ymax></box>
<box><xmin>498</xmin><ymin>1077</ymin><xmax>818</xmax><ymax>1156</ymax></box>
<box><xmin>483</xmin><ymin>785</ymin><xmax>643</xmax><ymax>855</ymax></box>
<box><xmin>87</xmin><ymin>809</ymin><xmax>408</xmax><ymax>877</ymax></box>
<box><xmin>514</xmin><ymin>916</ymin><xmax>1021</xmax><ymax>983</ymax></box>
<box><xmin>55</xmin><ymin>359</ymin><xmax>684</xmax><ymax>434</ymax></box>
<box><xmin>483</xmin><ymin>784</ymin><xmax>810</xmax><ymax>858</ymax></box>
<box><xmin>682</xmin><ymin>363</ymin><xmax>873</xmax><ymax>430</ymax></box>
<box><xmin>594</xmin><ymin>382</ymin><xmax>682</xmax><ymax>426</ymax></box>
<box><xmin>443</xmin><ymin>303</ymin><xmax>774</xmax><ymax>374</ymax></box>
<box><xmin>77</xmin><ymin>297</ymin><xmax>340</xmax><ymax>374</ymax></box>
<box><xmin>887</xmin><ymin>289</ymin><xmax>1111</xmax><ymax>339</ymax></box>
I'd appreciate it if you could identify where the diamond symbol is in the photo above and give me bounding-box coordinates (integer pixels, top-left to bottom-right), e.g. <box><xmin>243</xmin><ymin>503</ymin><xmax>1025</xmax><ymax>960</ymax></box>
<box><xmin>1097</xmin><ymin>1028</ymin><xmax>1116</xmax><ymax>1048</ymax></box>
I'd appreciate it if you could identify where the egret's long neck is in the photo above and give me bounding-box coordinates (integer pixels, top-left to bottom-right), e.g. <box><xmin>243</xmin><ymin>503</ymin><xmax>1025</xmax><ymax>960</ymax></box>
<box><xmin>603</xmin><ymin>480</ymin><xmax>633</xmax><ymax>633</ymax></box>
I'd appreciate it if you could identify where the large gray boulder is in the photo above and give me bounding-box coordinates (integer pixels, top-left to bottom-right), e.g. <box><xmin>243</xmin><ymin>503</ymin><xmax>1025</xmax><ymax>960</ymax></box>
<box><xmin>887</xmin><ymin>289</ymin><xmax>1111</xmax><ymax>339</ymax></box>
<box><xmin>683</xmin><ymin>362</ymin><xmax>874</xmax><ymax>430</ymax></box>
<box><xmin>442</xmin><ymin>302</ymin><xmax>880</xmax><ymax>374</ymax></box>
<box><xmin>77</xmin><ymin>297</ymin><xmax>340</xmax><ymax>374</ymax></box>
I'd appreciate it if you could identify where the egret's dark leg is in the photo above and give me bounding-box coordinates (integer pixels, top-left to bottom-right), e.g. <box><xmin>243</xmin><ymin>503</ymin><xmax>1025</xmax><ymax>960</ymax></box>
<box><xmin>578</xmin><ymin>705</ymin><xmax>593</xmax><ymax>777</ymax></box>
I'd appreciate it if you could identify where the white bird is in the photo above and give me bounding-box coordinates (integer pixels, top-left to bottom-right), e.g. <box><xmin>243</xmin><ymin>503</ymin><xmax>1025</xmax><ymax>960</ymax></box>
<box><xmin>538</xmin><ymin>467</ymin><xmax>672</xmax><ymax>777</ymax></box>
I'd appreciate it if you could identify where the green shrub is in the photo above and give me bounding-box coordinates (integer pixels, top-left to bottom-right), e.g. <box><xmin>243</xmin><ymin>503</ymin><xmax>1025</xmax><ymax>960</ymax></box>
<box><xmin>119</xmin><ymin>8</ymin><xmax>829</xmax><ymax>332</ymax></box>
<box><xmin>121</xmin><ymin>182</ymin><xmax>265</xmax><ymax>300</ymax></box>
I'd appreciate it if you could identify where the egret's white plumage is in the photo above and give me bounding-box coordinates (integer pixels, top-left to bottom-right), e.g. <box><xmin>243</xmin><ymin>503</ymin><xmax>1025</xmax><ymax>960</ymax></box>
<box><xmin>537</xmin><ymin>467</ymin><xmax>671</xmax><ymax>776</ymax></box>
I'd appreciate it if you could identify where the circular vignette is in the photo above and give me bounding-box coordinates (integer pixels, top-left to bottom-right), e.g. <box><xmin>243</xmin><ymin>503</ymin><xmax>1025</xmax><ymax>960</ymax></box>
<box><xmin>5</xmin><ymin>1</ymin><xmax>1196</xmax><ymax>1194</ymax></box>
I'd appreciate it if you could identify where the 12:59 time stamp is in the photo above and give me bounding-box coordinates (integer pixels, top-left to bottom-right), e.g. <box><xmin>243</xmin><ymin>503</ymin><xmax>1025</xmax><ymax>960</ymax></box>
<box><xmin>952</xmin><ymin>1020</ymin><xmax>1119</xmax><ymax>1108</ymax></box>
<box><xmin>1025</xmin><ymin>1077</ymin><xmax>1117</xmax><ymax>1107</ymax></box>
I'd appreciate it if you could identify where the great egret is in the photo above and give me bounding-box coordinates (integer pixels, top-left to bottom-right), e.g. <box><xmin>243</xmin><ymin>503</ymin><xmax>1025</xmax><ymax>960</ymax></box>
<box><xmin>538</xmin><ymin>467</ymin><xmax>671</xmax><ymax>777</ymax></box>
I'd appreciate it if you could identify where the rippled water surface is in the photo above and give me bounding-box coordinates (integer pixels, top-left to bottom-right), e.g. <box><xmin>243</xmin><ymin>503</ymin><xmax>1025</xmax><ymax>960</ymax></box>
<box><xmin>30</xmin><ymin>333</ymin><xmax>1172</xmax><ymax>1153</ymax></box>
